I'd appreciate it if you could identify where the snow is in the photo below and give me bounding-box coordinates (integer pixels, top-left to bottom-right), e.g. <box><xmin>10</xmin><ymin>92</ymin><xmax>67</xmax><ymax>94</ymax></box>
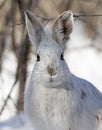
<box><xmin>0</xmin><ymin>113</ymin><xmax>33</xmax><ymax>130</ymax></box>
<box><xmin>0</xmin><ymin>20</ymin><xmax>102</xmax><ymax>130</ymax></box>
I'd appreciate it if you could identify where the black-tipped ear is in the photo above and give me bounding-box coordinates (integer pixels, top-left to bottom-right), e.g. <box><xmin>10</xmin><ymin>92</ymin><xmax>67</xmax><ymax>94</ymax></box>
<box><xmin>25</xmin><ymin>10</ymin><xmax>46</xmax><ymax>52</ymax></box>
<box><xmin>52</xmin><ymin>11</ymin><xmax>74</xmax><ymax>49</ymax></box>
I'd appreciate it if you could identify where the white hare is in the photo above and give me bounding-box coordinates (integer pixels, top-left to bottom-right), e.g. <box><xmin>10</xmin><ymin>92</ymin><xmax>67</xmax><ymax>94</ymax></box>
<box><xmin>24</xmin><ymin>10</ymin><xmax>102</xmax><ymax>130</ymax></box>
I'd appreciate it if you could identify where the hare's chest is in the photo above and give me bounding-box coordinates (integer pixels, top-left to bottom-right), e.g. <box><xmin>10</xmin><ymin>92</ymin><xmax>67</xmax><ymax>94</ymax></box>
<box><xmin>33</xmin><ymin>87</ymin><xmax>73</xmax><ymax>130</ymax></box>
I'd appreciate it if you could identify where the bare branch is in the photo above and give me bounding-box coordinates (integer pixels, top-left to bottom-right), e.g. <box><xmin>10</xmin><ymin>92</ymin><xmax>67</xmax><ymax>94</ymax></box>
<box><xmin>8</xmin><ymin>21</ymin><xmax>24</xmax><ymax>27</ymax></box>
<box><xmin>74</xmin><ymin>14</ymin><xmax>102</xmax><ymax>19</ymax></box>
<box><xmin>0</xmin><ymin>0</ymin><xmax>7</xmax><ymax>10</ymax></box>
<box><xmin>0</xmin><ymin>81</ymin><xmax>17</xmax><ymax>115</ymax></box>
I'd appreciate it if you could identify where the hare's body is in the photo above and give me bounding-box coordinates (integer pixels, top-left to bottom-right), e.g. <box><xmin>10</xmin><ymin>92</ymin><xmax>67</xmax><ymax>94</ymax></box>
<box><xmin>24</xmin><ymin>11</ymin><xmax>102</xmax><ymax>130</ymax></box>
<box><xmin>25</xmin><ymin>73</ymin><xmax>102</xmax><ymax>130</ymax></box>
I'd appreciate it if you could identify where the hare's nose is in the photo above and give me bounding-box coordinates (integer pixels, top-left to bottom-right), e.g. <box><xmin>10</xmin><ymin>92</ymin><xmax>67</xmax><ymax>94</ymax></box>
<box><xmin>47</xmin><ymin>66</ymin><xmax>56</xmax><ymax>76</ymax></box>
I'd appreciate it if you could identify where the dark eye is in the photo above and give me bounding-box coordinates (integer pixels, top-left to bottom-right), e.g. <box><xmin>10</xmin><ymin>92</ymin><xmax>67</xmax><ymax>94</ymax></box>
<box><xmin>37</xmin><ymin>54</ymin><xmax>40</xmax><ymax>61</ymax></box>
<box><xmin>60</xmin><ymin>53</ymin><xmax>64</xmax><ymax>60</ymax></box>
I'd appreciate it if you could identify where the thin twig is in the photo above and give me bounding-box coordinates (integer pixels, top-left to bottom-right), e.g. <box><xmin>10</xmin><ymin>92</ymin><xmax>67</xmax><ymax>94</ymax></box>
<box><xmin>73</xmin><ymin>14</ymin><xmax>102</xmax><ymax>18</ymax></box>
<box><xmin>8</xmin><ymin>13</ymin><xmax>102</xmax><ymax>27</ymax></box>
<box><xmin>0</xmin><ymin>81</ymin><xmax>17</xmax><ymax>115</ymax></box>
<box><xmin>8</xmin><ymin>21</ymin><xmax>24</xmax><ymax>27</ymax></box>
<box><xmin>0</xmin><ymin>0</ymin><xmax>7</xmax><ymax>10</ymax></box>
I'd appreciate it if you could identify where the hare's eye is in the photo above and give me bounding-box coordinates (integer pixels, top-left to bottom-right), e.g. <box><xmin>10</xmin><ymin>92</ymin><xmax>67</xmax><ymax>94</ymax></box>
<box><xmin>37</xmin><ymin>54</ymin><xmax>40</xmax><ymax>61</ymax></box>
<box><xmin>60</xmin><ymin>53</ymin><xmax>64</xmax><ymax>60</ymax></box>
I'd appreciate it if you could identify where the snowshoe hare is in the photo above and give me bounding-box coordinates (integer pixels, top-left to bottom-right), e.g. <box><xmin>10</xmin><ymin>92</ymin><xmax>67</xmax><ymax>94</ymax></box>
<box><xmin>24</xmin><ymin>10</ymin><xmax>102</xmax><ymax>130</ymax></box>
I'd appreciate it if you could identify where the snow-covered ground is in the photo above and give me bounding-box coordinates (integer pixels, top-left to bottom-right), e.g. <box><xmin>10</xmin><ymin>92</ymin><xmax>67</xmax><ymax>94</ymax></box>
<box><xmin>0</xmin><ymin>20</ymin><xmax>102</xmax><ymax>130</ymax></box>
<box><xmin>0</xmin><ymin>112</ymin><xmax>33</xmax><ymax>130</ymax></box>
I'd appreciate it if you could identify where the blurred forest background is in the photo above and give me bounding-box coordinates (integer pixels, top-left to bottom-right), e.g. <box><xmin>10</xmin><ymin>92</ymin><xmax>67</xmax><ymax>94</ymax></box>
<box><xmin>0</xmin><ymin>0</ymin><xmax>102</xmax><ymax>119</ymax></box>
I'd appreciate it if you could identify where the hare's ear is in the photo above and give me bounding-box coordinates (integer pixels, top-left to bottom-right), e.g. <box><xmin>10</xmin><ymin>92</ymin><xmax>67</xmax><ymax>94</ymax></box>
<box><xmin>25</xmin><ymin>10</ymin><xmax>46</xmax><ymax>52</ymax></box>
<box><xmin>52</xmin><ymin>11</ymin><xmax>73</xmax><ymax>49</ymax></box>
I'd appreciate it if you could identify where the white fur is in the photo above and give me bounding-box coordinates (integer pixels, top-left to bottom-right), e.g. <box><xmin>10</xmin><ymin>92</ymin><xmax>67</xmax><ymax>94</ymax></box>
<box><xmin>24</xmin><ymin>10</ymin><xmax>102</xmax><ymax>130</ymax></box>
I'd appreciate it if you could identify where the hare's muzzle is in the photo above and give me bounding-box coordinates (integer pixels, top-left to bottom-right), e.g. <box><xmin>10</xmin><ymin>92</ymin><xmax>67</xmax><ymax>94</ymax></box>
<box><xmin>47</xmin><ymin>66</ymin><xmax>56</xmax><ymax>76</ymax></box>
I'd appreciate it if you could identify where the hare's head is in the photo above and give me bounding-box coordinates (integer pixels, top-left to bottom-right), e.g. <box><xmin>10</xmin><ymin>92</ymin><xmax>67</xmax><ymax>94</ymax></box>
<box><xmin>25</xmin><ymin>10</ymin><xmax>73</xmax><ymax>87</ymax></box>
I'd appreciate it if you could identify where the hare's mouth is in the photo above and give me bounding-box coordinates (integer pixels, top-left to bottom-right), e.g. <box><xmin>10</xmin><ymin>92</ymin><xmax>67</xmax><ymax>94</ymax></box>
<box><xmin>50</xmin><ymin>77</ymin><xmax>53</xmax><ymax>82</ymax></box>
<box><xmin>46</xmin><ymin>76</ymin><xmax>64</xmax><ymax>88</ymax></box>
<box><xmin>48</xmin><ymin>76</ymin><xmax>61</xmax><ymax>84</ymax></box>
<box><xmin>48</xmin><ymin>75</ymin><xmax>63</xmax><ymax>83</ymax></box>
<box><xmin>48</xmin><ymin>76</ymin><xmax>56</xmax><ymax>83</ymax></box>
